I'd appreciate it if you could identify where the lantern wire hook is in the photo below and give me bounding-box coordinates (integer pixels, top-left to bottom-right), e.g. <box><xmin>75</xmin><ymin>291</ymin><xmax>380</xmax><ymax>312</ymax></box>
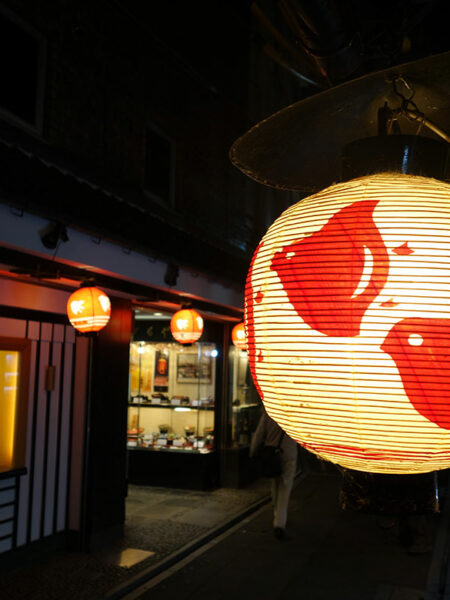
<box><xmin>387</xmin><ymin>75</ymin><xmax>450</xmax><ymax>144</ymax></box>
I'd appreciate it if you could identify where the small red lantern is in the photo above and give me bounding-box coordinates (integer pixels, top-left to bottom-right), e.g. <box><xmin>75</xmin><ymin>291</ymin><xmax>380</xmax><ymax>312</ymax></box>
<box><xmin>232</xmin><ymin>322</ymin><xmax>247</xmax><ymax>350</ymax></box>
<box><xmin>67</xmin><ymin>286</ymin><xmax>111</xmax><ymax>333</ymax></box>
<box><xmin>171</xmin><ymin>308</ymin><xmax>203</xmax><ymax>344</ymax></box>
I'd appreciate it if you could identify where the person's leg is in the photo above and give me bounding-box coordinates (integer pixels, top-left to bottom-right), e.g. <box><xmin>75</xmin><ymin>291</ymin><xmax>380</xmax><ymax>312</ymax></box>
<box><xmin>273</xmin><ymin>458</ymin><xmax>296</xmax><ymax>531</ymax></box>
<box><xmin>272</xmin><ymin>477</ymin><xmax>279</xmax><ymax>527</ymax></box>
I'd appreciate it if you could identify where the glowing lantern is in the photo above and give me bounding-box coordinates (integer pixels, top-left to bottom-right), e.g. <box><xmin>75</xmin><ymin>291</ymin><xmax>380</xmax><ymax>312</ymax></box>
<box><xmin>246</xmin><ymin>173</ymin><xmax>450</xmax><ymax>474</ymax></box>
<box><xmin>171</xmin><ymin>308</ymin><xmax>203</xmax><ymax>344</ymax></box>
<box><xmin>232</xmin><ymin>322</ymin><xmax>247</xmax><ymax>350</ymax></box>
<box><xmin>67</xmin><ymin>286</ymin><xmax>111</xmax><ymax>333</ymax></box>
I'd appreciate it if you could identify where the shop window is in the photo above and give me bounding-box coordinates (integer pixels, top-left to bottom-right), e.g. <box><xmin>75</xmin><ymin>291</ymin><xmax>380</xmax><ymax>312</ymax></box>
<box><xmin>128</xmin><ymin>340</ymin><xmax>216</xmax><ymax>453</ymax></box>
<box><xmin>229</xmin><ymin>345</ymin><xmax>261</xmax><ymax>447</ymax></box>
<box><xmin>0</xmin><ymin>338</ymin><xmax>30</xmax><ymax>473</ymax></box>
<box><xmin>143</xmin><ymin>125</ymin><xmax>175</xmax><ymax>207</ymax></box>
<box><xmin>0</xmin><ymin>7</ymin><xmax>45</xmax><ymax>131</ymax></box>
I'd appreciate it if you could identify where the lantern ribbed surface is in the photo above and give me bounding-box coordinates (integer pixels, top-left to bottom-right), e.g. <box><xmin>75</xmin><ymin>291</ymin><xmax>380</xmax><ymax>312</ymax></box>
<box><xmin>67</xmin><ymin>287</ymin><xmax>111</xmax><ymax>333</ymax></box>
<box><xmin>171</xmin><ymin>309</ymin><xmax>203</xmax><ymax>344</ymax></box>
<box><xmin>245</xmin><ymin>173</ymin><xmax>450</xmax><ymax>474</ymax></box>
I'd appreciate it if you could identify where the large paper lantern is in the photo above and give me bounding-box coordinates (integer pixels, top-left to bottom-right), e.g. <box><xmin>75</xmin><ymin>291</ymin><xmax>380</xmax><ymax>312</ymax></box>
<box><xmin>67</xmin><ymin>286</ymin><xmax>111</xmax><ymax>333</ymax></box>
<box><xmin>171</xmin><ymin>308</ymin><xmax>203</xmax><ymax>344</ymax></box>
<box><xmin>246</xmin><ymin>173</ymin><xmax>450</xmax><ymax>474</ymax></box>
<box><xmin>232</xmin><ymin>322</ymin><xmax>247</xmax><ymax>350</ymax></box>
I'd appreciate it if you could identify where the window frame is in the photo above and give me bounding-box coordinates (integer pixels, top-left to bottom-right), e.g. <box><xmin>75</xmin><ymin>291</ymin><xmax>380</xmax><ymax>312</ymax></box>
<box><xmin>143</xmin><ymin>122</ymin><xmax>176</xmax><ymax>209</ymax></box>
<box><xmin>0</xmin><ymin>4</ymin><xmax>46</xmax><ymax>135</ymax></box>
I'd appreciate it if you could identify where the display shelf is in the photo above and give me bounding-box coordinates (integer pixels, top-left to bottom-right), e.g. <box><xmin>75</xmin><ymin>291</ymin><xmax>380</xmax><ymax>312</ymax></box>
<box><xmin>128</xmin><ymin>445</ymin><xmax>212</xmax><ymax>454</ymax></box>
<box><xmin>128</xmin><ymin>403</ymin><xmax>215</xmax><ymax>410</ymax></box>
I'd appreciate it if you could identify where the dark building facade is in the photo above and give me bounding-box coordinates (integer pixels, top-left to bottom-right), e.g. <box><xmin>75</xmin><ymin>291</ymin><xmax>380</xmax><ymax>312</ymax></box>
<box><xmin>0</xmin><ymin>0</ymin><xmax>299</xmax><ymax>556</ymax></box>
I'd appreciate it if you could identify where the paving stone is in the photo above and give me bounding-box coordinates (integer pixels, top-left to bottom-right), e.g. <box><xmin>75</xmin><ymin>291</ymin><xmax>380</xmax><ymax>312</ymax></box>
<box><xmin>170</xmin><ymin>507</ymin><xmax>233</xmax><ymax>528</ymax></box>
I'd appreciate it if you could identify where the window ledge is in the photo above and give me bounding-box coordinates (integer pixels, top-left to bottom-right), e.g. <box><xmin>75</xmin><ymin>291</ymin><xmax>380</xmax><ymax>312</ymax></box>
<box><xmin>0</xmin><ymin>466</ymin><xmax>27</xmax><ymax>479</ymax></box>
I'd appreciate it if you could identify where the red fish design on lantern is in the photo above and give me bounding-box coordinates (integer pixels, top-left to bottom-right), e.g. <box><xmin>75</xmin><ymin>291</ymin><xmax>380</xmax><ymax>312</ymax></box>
<box><xmin>270</xmin><ymin>199</ymin><xmax>450</xmax><ymax>433</ymax></box>
<box><xmin>381</xmin><ymin>318</ymin><xmax>450</xmax><ymax>430</ymax></box>
<box><xmin>270</xmin><ymin>200</ymin><xmax>389</xmax><ymax>337</ymax></box>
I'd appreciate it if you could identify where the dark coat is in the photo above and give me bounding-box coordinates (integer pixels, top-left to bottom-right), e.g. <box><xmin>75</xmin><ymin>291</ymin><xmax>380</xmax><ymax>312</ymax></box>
<box><xmin>250</xmin><ymin>411</ymin><xmax>297</xmax><ymax>461</ymax></box>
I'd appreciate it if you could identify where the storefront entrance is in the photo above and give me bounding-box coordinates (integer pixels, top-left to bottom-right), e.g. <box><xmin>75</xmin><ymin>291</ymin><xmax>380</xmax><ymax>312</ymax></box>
<box><xmin>125</xmin><ymin>306</ymin><xmax>262</xmax><ymax>491</ymax></box>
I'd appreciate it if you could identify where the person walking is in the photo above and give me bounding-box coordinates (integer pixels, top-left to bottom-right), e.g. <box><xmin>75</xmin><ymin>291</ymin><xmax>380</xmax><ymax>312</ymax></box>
<box><xmin>250</xmin><ymin>410</ymin><xmax>298</xmax><ymax>539</ymax></box>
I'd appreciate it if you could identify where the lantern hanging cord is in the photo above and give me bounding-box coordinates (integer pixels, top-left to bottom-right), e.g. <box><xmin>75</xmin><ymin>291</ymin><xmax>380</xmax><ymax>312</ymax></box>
<box><xmin>388</xmin><ymin>76</ymin><xmax>450</xmax><ymax>144</ymax></box>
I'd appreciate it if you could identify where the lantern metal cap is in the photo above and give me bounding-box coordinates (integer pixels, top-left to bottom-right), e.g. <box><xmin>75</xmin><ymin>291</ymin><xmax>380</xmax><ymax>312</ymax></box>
<box><xmin>342</xmin><ymin>135</ymin><xmax>450</xmax><ymax>181</ymax></box>
<box><xmin>230</xmin><ymin>51</ymin><xmax>450</xmax><ymax>193</ymax></box>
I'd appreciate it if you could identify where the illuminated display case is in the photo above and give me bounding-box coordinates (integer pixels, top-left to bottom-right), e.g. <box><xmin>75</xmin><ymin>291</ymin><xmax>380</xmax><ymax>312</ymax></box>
<box><xmin>127</xmin><ymin>341</ymin><xmax>217</xmax><ymax>454</ymax></box>
<box><xmin>127</xmin><ymin>310</ymin><xmax>222</xmax><ymax>489</ymax></box>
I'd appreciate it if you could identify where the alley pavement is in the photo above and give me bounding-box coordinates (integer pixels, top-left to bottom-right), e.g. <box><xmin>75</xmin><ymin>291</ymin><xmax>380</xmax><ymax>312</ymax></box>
<box><xmin>120</xmin><ymin>472</ymin><xmax>444</xmax><ymax>600</ymax></box>
<box><xmin>0</xmin><ymin>468</ymin><xmax>448</xmax><ymax>600</ymax></box>
<box><xmin>0</xmin><ymin>481</ymin><xmax>271</xmax><ymax>600</ymax></box>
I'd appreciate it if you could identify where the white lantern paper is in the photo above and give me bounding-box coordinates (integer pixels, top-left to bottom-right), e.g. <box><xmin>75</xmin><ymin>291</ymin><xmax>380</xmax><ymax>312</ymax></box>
<box><xmin>245</xmin><ymin>173</ymin><xmax>450</xmax><ymax>474</ymax></box>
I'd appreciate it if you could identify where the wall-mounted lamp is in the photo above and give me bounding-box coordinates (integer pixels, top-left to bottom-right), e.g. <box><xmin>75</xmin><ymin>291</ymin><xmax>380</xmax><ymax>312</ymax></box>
<box><xmin>164</xmin><ymin>262</ymin><xmax>179</xmax><ymax>287</ymax></box>
<box><xmin>39</xmin><ymin>221</ymin><xmax>69</xmax><ymax>250</ymax></box>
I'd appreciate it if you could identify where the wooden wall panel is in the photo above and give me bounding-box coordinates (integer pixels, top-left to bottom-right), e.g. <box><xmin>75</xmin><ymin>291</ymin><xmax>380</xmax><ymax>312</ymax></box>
<box><xmin>30</xmin><ymin>339</ymin><xmax>50</xmax><ymax>542</ymax></box>
<box><xmin>43</xmin><ymin>340</ymin><xmax>62</xmax><ymax>537</ymax></box>
<box><xmin>56</xmin><ymin>340</ymin><xmax>73</xmax><ymax>532</ymax></box>
<box><xmin>68</xmin><ymin>336</ymin><xmax>88</xmax><ymax>532</ymax></box>
<box><xmin>0</xmin><ymin>306</ymin><xmax>79</xmax><ymax>553</ymax></box>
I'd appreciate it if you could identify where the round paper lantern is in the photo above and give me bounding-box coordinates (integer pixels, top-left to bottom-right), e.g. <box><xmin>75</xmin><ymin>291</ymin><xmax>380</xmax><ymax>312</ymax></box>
<box><xmin>171</xmin><ymin>309</ymin><xmax>203</xmax><ymax>344</ymax></box>
<box><xmin>67</xmin><ymin>286</ymin><xmax>111</xmax><ymax>333</ymax></box>
<box><xmin>246</xmin><ymin>173</ymin><xmax>450</xmax><ymax>474</ymax></box>
<box><xmin>232</xmin><ymin>322</ymin><xmax>247</xmax><ymax>350</ymax></box>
